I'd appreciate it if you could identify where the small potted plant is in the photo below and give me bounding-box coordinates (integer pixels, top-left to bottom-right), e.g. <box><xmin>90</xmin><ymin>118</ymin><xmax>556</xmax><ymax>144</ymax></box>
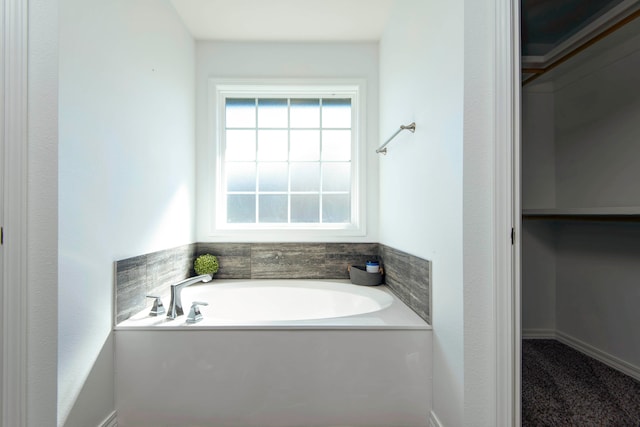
<box><xmin>194</xmin><ymin>254</ymin><xmax>219</xmax><ymax>277</ymax></box>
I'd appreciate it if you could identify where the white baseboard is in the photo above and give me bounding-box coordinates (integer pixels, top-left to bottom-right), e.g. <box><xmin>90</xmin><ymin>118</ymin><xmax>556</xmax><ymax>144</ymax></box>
<box><xmin>521</xmin><ymin>328</ymin><xmax>556</xmax><ymax>339</ymax></box>
<box><xmin>99</xmin><ymin>411</ymin><xmax>117</xmax><ymax>427</ymax></box>
<box><xmin>556</xmin><ymin>330</ymin><xmax>640</xmax><ymax>383</ymax></box>
<box><xmin>429</xmin><ymin>410</ymin><xmax>443</xmax><ymax>427</ymax></box>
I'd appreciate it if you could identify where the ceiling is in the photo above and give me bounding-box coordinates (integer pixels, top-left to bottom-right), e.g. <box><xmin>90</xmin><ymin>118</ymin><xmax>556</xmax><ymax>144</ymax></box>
<box><xmin>521</xmin><ymin>0</ymin><xmax>626</xmax><ymax>56</ymax></box>
<box><xmin>169</xmin><ymin>0</ymin><xmax>395</xmax><ymax>41</ymax></box>
<box><xmin>169</xmin><ymin>0</ymin><xmax>639</xmax><ymax>83</ymax></box>
<box><xmin>521</xmin><ymin>0</ymin><xmax>640</xmax><ymax>83</ymax></box>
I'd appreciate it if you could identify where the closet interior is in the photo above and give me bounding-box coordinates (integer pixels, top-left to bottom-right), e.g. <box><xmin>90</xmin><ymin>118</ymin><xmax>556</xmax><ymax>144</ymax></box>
<box><xmin>520</xmin><ymin>1</ymin><xmax>640</xmax><ymax>424</ymax></box>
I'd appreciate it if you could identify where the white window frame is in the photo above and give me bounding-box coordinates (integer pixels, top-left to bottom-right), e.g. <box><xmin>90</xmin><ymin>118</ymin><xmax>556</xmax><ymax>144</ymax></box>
<box><xmin>207</xmin><ymin>78</ymin><xmax>367</xmax><ymax>240</ymax></box>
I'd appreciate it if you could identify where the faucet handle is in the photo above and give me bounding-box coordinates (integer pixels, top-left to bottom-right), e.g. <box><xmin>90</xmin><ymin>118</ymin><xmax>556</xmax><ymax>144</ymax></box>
<box><xmin>145</xmin><ymin>295</ymin><xmax>165</xmax><ymax>316</ymax></box>
<box><xmin>186</xmin><ymin>301</ymin><xmax>208</xmax><ymax>324</ymax></box>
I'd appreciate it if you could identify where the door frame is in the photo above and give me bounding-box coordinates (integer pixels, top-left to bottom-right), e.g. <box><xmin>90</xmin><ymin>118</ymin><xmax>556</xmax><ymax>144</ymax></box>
<box><xmin>2</xmin><ymin>0</ymin><xmax>29</xmax><ymax>426</ymax></box>
<box><xmin>495</xmin><ymin>0</ymin><xmax>522</xmax><ymax>425</ymax></box>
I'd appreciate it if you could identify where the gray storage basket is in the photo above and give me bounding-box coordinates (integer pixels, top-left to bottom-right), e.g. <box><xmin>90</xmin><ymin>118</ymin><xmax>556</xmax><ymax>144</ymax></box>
<box><xmin>348</xmin><ymin>265</ymin><xmax>384</xmax><ymax>286</ymax></box>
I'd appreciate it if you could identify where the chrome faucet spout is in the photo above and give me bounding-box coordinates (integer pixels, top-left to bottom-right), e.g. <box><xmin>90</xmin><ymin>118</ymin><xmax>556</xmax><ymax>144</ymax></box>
<box><xmin>166</xmin><ymin>274</ymin><xmax>212</xmax><ymax>319</ymax></box>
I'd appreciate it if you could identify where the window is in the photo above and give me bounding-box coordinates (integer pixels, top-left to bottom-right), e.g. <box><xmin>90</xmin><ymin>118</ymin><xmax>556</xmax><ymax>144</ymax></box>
<box><xmin>210</xmin><ymin>80</ymin><xmax>365</xmax><ymax>237</ymax></box>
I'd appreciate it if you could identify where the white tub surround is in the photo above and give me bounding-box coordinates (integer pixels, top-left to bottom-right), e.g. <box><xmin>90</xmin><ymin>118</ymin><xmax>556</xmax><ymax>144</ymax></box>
<box><xmin>116</xmin><ymin>329</ymin><xmax>431</xmax><ymax>427</ymax></box>
<box><xmin>115</xmin><ymin>279</ymin><xmax>431</xmax><ymax>427</ymax></box>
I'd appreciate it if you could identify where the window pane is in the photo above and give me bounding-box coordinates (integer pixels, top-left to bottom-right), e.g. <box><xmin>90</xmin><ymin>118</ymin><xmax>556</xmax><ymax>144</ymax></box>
<box><xmin>258</xmin><ymin>99</ymin><xmax>288</xmax><ymax>128</ymax></box>
<box><xmin>226</xmin><ymin>162</ymin><xmax>256</xmax><ymax>192</ymax></box>
<box><xmin>322</xmin><ymin>194</ymin><xmax>350</xmax><ymax>223</ymax></box>
<box><xmin>226</xmin><ymin>130</ymin><xmax>256</xmax><ymax>161</ymax></box>
<box><xmin>258</xmin><ymin>162</ymin><xmax>288</xmax><ymax>192</ymax></box>
<box><xmin>226</xmin><ymin>98</ymin><xmax>255</xmax><ymax>128</ymax></box>
<box><xmin>291</xmin><ymin>195</ymin><xmax>319</xmax><ymax>223</ymax></box>
<box><xmin>322</xmin><ymin>130</ymin><xmax>351</xmax><ymax>161</ymax></box>
<box><xmin>322</xmin><ymin>163</ymin><xmax>350</xmax><ymax>192</ymax></box>
<box><xmin>322</xmin><ymin>98</ymin><xmax>351</xmax><ymax>128</ymax></box>
<box><xmin>227</xmin><ymin>195</ymin><xmax>256</xmax><ymax>223</ymax></box>
<box><xmin>290</xmin><ymin>130</ymin><xmax>320</xmax><ymax>161</ymax></box>
<box><xmin>291</xmin><ymin>162</ymin><xmax>320</xmax><ymax>192</ymax></box>
<box><xmin>220</xmin><ymin>90</ymin><xmax>358</xmax><ymax>229</ymax></box>
<box><xmin>258</xmin><ymin>130</ymin><xmax>288</xmax><ymax>161</ymax></box>
<box><xmin>258</xmin><ymin>195</ymin><xmax>288</xmax><ymax>223</ymax></box>
<box><xmin>290</xmin><ymin>99</ymin><xmax>320</xmax><ymax>128</ymax></box>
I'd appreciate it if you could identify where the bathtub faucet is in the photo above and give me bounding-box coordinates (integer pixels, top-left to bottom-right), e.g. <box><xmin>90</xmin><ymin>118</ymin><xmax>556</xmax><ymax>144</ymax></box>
<box><xmin>166</xmin><ymin>274</ymin><xmax>212</xmax><ymax>319</ymax></box>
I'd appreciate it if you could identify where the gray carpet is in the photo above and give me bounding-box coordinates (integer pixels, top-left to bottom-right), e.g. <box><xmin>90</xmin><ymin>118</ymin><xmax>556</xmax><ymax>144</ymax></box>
<box><xmin>522</xmin><ymin>339</ymin><xmax>640</xmax><ymax>426</ymax></box>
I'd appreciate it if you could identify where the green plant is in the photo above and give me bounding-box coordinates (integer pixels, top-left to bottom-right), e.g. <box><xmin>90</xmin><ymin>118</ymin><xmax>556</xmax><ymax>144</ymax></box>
<box><xmin>194</xmin><ymin>254</ymin><xmax>219</xmax><ymax>276</ymax></box>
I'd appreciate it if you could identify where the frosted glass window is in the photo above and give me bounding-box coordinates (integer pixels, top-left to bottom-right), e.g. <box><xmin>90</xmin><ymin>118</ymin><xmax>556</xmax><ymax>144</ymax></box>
<box><xmin>218</xmin><ymin>90</ymin><xmax>358</xmax><ymax>228</ymax></box>
<box><xmin>322</xmin><ymin>99</ymin><xmax>351</xmax><ymax>128</ymax></box>
<box><xmin>321</xmin><ymin>130</ymin><xmax>351</xmax><ymax>161</ymax></box>
<box><xmin>258</xmin><ymin>130</ymin><xmax>288</xmax><ymax>161</ymax></box>
<box><xmin>291</xmin><ymin>195</ymin><xmax>319</xmax><ymax>223</ymax></box>
<box><xmin>291</xmin><ymin>163</ymin><xmax>320</xmax><ymax>192</ymax></box>
<box><xmin>322</xmin><ymin>163</ymin><xmax>350</xmax><ymax>192</ymax></box>
<box><xmin>259</xmin><ymin>195</ymin><xmax>288</xmax><ymax>223</ymax></box>
<box><xmin>227</xmin><ymin>195</ymin><xmax>256</xmax><ymax>223</ymax></box>
<box><xmin>322</xmin><ymin>194</ymin><xmax>350</xmax><ymax>223</ymax></box>
<box><xmin>226</xmin><ymin>98</ymin><xmax>256</xmax><ymax>128</ymax></box>
<box><xmin>290</xmin><ymin>99</ymin><xmax>320</xmax><ymax>128</ymax></box>
<box><xmin>227</xmin><ymin>162</ymin><xmax>256</xmax><ymax>192</ymax></box>
<box><xmin>290</xmin><ymin>130</ymin><xmax>320</xmax><ymax>161</ymax></box>
<box><xmin>258</xmin><ymin>163</ymin><xmax>288</xmax><ymax>192</ymax></box>
<box><xmin>226</xmin><ymin>130</ymin><xmax>256</xmax><ymax>161</ymax></box>
<box><xmin>258</xmin><ymin>99</ymin><xmax>288</xmax><ymax>128</ymax></box>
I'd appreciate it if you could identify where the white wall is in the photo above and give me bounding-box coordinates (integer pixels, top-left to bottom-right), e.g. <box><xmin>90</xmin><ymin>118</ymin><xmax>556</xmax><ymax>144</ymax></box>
<box><xmin>556</xmin><ymin>222</ymin><xmax>640</xmax><ymax>368</ymax></box>
<box><xmin>521</xmin><ymin>85</ymin><xmax>557</xmax><ymax>334</ymax></box>
<box><xmin>555</xmin><ymin>41</ymin><xmax>640</xmax><ymax>208</ymax></box>
<box><xmin>195</xmin><ymin>41</ymin><xmax>379</xmax><ymax>242</ymax></box>
<box><xmin>28</xmin><ymin>0</ymin><xmax>59</xmax><ymax>424</ymax></box>
<box><xmin>462</xmin><ymin>0</ymin><xmax>499</xmax><ymax>424</ymax></box>
<box><xmin>521</xmin><ymin>221</ymin><xmax>556</xmax><ymax>334</ymax></box>
<box><xmin>379</xmin><ymin>1</ymin><xmax>464</xmax><ymax>425</ymax></box>
<box><xmin>551</xmin><ymin>36</ymin><xmax>640</xmax><ymax>368</ymax></box>
<box><xmin>522</xmin><ymin>85</ymin><xmax>556</xmax><ymax>209</ymax></box>
<box><xmin>521</xmin><ymin>26</ymin><xmax>640</xmax><ymax>372</ymax></box>
<box><xmin>58</xmin><ymin>1</ymin><xmax>195</xmax><ymax>425</ymax></box>
<box><xmin>380</xmin><ymin>1</ymin><xmax>503</xmax><ymax>425</ymax></box>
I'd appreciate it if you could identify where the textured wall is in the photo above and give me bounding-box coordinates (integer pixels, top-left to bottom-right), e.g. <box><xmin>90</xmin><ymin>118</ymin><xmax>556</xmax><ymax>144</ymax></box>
<box><xmin>58</xmin><ymin>1</ymin><xmax>196</xmax><ymax>424</ymax></box>
<box><xmin>115</xmin><ymin>244</ymin><xmax>196</xmax><ymax>324</ymax></box>
<box><xmin>380</xmin><ymin>245</ymin><xmax>431</xmax><ymax>323</ymax></box>
<box><xmin>27</xmin><ymin>0</ymin><xmax>59</xmax><ymax>424</ymax></box>
<box><xmin>379</xmin><ymin>1</ymin><xmax>464</xmax><ymax>425</ymax></box>
<box><xmin>195</xmin><ymin>242</ymin><xmax>379</xmax><ymax>279</ymax></box>
<box><xmin>115</xmin><ymin>243</ymin><xmax>431</xmax><ymax>324</ymax></box>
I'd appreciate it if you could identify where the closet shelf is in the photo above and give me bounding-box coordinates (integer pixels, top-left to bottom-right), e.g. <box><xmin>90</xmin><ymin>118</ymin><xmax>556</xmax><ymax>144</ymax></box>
<box><xmin>523</xmin><ymin>207</ymin><xmax>640</xmax><ymax>221</ymax></box>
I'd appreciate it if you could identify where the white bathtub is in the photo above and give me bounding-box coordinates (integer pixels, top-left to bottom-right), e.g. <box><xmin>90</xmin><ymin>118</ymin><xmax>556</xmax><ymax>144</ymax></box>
<box><xmin>118</xmin><ymin>279</ymin><xmax>424</xmax><ymax>328</ymax></box>
<box><xmin>115</xmin><ymin>279</ymin><xmax>432</xmax><ymax>427</ymax></box>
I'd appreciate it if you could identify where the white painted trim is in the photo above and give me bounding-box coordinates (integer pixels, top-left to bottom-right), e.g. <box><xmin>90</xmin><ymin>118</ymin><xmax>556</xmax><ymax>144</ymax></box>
<box><xmin>521</xmin><ymin>329</ymin><xmax>556</xmax><ymax>339</ymax></box>
<box><xmin>512</xmin><ymin>5</ymin><xmax>523</xmax><ymax>424</ymax></box>
<box><xmin>495</xmin><ymin>0</ymin><xmax>520</xmax><ymax>426</ymax></box>
<box><xmin>556</xmin><ymin>331</ymin><xmax>640</xmax><ymax>382</ymax></box>
<box><xmin>0</xmin><ymin>0</ymin><xmax>4</xmax><ymax>419</ymax></box>
<box><xmin>429</xmin><ymin>410</ymin><xmax>443</xmax><ymax>427</ymax></box>
<box><xmin>98</xmin><ymin>411</ymin><xmax>118</xmax><ymax>427</ymax></box>
<box><xmin>2</xmin><ymin>0</ymin><xmax>28</xmax><ymax>426</ymax></box>
<box><xmin>205</xmin><ymin>78</ymin><xmax>369</xmax><ymax>241</ymax></box>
